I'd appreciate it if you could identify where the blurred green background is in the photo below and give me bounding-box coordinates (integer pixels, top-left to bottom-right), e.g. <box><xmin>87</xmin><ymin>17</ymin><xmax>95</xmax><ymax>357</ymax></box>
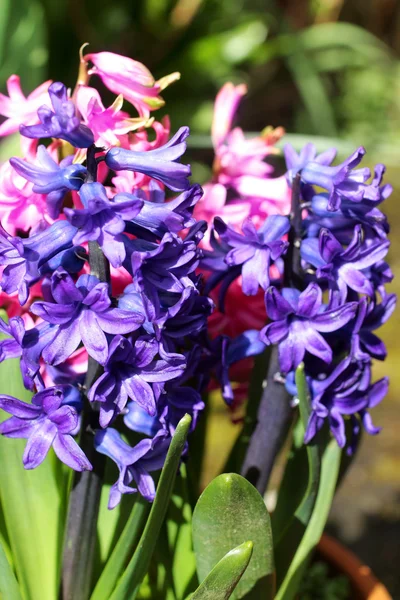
<box><xmin>1</xmin><ymin>0</ymin><xmax>400</xmax><ymax>595</ymax></box>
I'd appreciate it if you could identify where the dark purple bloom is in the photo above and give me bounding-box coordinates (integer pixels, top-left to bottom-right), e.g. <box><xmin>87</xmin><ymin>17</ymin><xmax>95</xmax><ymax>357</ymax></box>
<box><xmin>211</xmin><ymin>215</ymin><xmax>290</xmax><ymax>295</ymax></box>
<box><xmin>10</xmin><ymin>146</ymin><xmax>87</xmax><ymax>218</ymax></box>
<box><xmin>211</xmin><ymin>330</ymin><xmax>266</xmax><ymax>404</ymax></box>
<box><xmin>88</xmin><ymin>334</ymin><xmax>185</xmax><ymax>427</ymax></box>
<box><xmin>284</xmin><ymin>143</ymin><xmax>337</xmax><ymax>179</ymax></box>
<box><xmin>0</xmin><ymin>316</ymin><xmax>56</xmax><ymax>388</ymax></box>
<box><xmin>300</xmin><ymin>146</ymin><xmax>382</xmax><ymax>211</ymax></box>
<box><xmin>31</xmin><ymin>270</ymin><xmax>144</xmax><ymax>365</ymax></box>
<box><xmin>306</xmin><ymin>192</ymin><xmax>389</xmax><ymax>243</ymax></box>
<box><xmin>303</xmin><ymin>357</ymin><xmax>388</xmax><ymax>448</ymax></box>
<box><xmin>105</xmin><ymin>127</ymin><xmax>191</xmax><ymax>192</ymax></box>
<box><xmin>20</xmin><ymin>82</ymin><xmax>94</xmax><ymax>148</ymax></box>
<box><xmin>64</xmin><ymin>182</ymin><xmax>143</xmax><ymax>268</ymax></box>
<box><xmin>94</xmin><ymin>427</ymin><xmax>171</xmax><ymax>508</ymax></box>
<box><xmin>260</xmin><ymin>284</ymin><xmax>358</xmax><ymax>373</ymax></box>
<box><xmin>351</xmin><ymin>294</ymin><xmax>397</xmax><ymax>361</ymax></box>
<box><xmin>126</xmin><ymin>232</ymin><xmax>200</xmax><ymax>300</ymax></box>
<box><xmin>122</xmin><ymin>182</ymin><xmax>202</xmax><ymax>240</ymax></box>
<box><xmin>301</xmin><ymin>226</ymin><xmax>390</xmax><ymax>301</ymax></box>
<box><xmin>0</xmin><ymin>385</ymin><xmax>92</xmax><ymax>470</ymax></box>
<box><xmin>0</xmin><ymin>220</ymin><xmax>78</xmax><ymax>304</ymax></box>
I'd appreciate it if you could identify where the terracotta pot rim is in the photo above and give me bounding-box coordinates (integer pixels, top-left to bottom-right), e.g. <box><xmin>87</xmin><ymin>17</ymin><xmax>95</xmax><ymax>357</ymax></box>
<box><xmin>318</xmin><ymin>533</ymin><xmax>392</xmax><ymax>600</ymax></box>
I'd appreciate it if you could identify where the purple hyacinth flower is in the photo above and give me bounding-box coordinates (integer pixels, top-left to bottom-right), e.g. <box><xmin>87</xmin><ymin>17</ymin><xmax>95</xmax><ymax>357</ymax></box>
<box><xmin>124</xmin><ymin>402</ymin><xmax>161</xmax><ymax>437</ymax></box>
<box><xmin>20</xmin><ymin>82</ymin><xmax>94</xmax><ymax>148</ymax></box>
<box><xmin>301</xmin><ymin>226</ymin><xmax>390</xmax><ymax>302</ymax></box>
<box><xmin>284</xmin><ymin>143</ymin><xmax>337</xmax><ymax>179</ymax></box>
<box><xmin>10</xmin><ymin>146</ymin><xmax>87</xmax><ymax>218</ymax></box>
<box><xmin>213</xmin><ymin>215</ymin><xmax>290</xmax><ymax>295</ymax></box>
<box><xmin>127</xmin><ymin>232</ymin><xmax>200</xmax><ymax>300</ymax></box>
<box><xmin>307</xmin><ymin>192</ymin><xmax>389</xmax><ymax>243</ymax></box>
<box><xmin>351</xmin><ymin>294</ymin><xmax>397</xmax><ymax>361</ymax></box>
<box><xmin>0</xmin><ymin>385</ymin><xmax>92</xmax><ymax>470</ymax></box>
<box><xmin>64</xmin><ymin>182</ymin><xmax>143</xmax><ymax>268</ymax></box>
<box><xmin>88</xmin><ymin>334</ymin><xmax>185</xmax><ymax>427</ymax></box>
<box><xmin>0</xmin><ymin>316</ymin><xmax>56</xmax><ymax>388</ymax></box>
<box><xmin>260</xmin><ymin>284</ymin><xmax>358</xmax><ymax>373</ymax></box>
<box><xmin>158</xmin><ymin>383</ymin><xmax>204</xmax><ymax>435</ymax></box>
<box><xmin>122</xmin><ymin>182</ymin><xmax>202</xmax><ymax>240</ymax></box>
<box><xmin>94</xmin><ymin>427</ymin><xmax>171</xmax><ymax>508</ymax></box>
<box><xmin>0</xmin><ymin>220</ymin><xmax>78</xmax><ymax>304</ymax></box>
<box><xmin>300</xmin><ymin>146</ymin><xmax>381</xmax><ymax>211</ymax></box>
<box><xmin>303</xmin><ymin>357</ymin><xmax>388</xmax><ymax>448</ymax></box>
<box><xmin>212</xmin><ymin>330</ymin><xmax>266</xmax><ymax>404</ymax></box>
<box><xmin>31</xmin><ymin>269</ymin><xmax>144</xmax><ymax>365</ymax></box>
<box><xmin>105</xmin><ymin>127</ymin><xmax>191</xmax><ymax>192</ymax></box>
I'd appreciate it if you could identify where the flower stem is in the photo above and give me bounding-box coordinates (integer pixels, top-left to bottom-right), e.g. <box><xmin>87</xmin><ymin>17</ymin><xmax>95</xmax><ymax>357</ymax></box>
<box><xmin>60</xmin><ymin>192</ymin><xmax>110</xmax><ymax>598</ymax></box>
<box><xmin>240</xmin><ymin>174</ymin><xmax>302</xmax><ymax>494</ymax></box>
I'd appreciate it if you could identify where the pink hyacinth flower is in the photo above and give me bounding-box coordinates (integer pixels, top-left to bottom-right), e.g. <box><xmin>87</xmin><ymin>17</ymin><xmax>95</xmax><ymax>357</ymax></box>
<box><xmin>0</xmin><ymin>161</ymin><xmax>50</xmax><ymax>235</ymax></box>
<box><xmin>211</xmin><ymin>82</ymin><xmax>247</xmax><ymax>148</ymax></box>
<box><xmin>0</xmin><ymin>75</ymin><xmax>52</xmax><ymax>137</ymax></box>
<box><xmin>76</xmin><ymin>85</ymin><xmax>153</xmax><ymax>147</ymax></box>
<box><xmin>85</xmin><ymin>52</ymin><xmax>179</xmax><ymax>118</ymax></box>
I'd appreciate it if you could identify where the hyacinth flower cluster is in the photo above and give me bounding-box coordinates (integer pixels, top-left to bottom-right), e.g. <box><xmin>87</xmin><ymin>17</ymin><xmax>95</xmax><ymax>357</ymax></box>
<box><xmin>0</xmin><ymin>50</ymin><xmax>265</xmax><ymax>509</ymax></box>
<box><xmin>203</xmin><ymin>141</ymin><xmax>395</xmax><ymax>452</ymax></box>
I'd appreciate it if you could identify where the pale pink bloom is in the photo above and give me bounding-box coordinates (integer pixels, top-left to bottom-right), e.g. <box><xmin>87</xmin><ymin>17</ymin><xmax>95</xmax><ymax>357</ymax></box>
<box><xmin>76</xmin><ymin>85</ymin><xmax>153</xmax><ymax>148</ymax></box>
<box><xmin>85</xmin><ymin>52</ymin><xmax>179</xmax><ymax>118</ymax></box>
<box><xmin>211</xmin><ymin>82</ymin><xmax>247</xmax><ymax>148</ymax></box>
<box><xmin>0</xmin><ymin>161</ymin><xmax>49</xmax><ymax>234</ymax></box>
<box><xmin>0</xmin><ymin>75</ymin><xmax>52</xmax><ymax>137</ymax></box>
<box><xmin>236</xmin><ymin>174</ymin><xmax>291</xmax><ymax>215</ymax></box>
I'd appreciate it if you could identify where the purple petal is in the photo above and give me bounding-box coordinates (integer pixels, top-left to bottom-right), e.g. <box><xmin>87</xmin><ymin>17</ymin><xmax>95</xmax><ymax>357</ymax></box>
<box><xmin>303</xmin><ymin>327</ymin><xmax>332</xmax><ymax>364</ymax></box>
<box><xmin>95</xmin><ymin>308</ymin><xmax>144</xmax><ymax>334</ymax></box>
<box><xmin>50</xmin><ymin>405</ymin><xmax>79</xmax><ymax>433</ymax></box>
<box><xmin>265</xmin><ymin>287</ymin><xmax>293</xmax><ymax>320</ymax></box>
<box><xmin>278</xmin><ymin>332</ymin><xmax>306</xmax><ymax>373</ymax></box>
<box><xmin>42</xmin><ymin>319</ymin><xmax>81</xmax><ymax>365</ymax></box>
<box><xmin>0</xmin><ymin>395</ymin><xmax>40</xmax><ymax>418</ymax></box>
<box><xmin>340</xmin><ymin>266</ymin><xmax>373</xmax><ymax>296</ymax></box>
<box><xmin>131</xmin><ymin>465</ymin><xmax>156</xmax><ymax>501</ymax></box>
<box><xmin>123</xmin><ymin>376</ymin><xmax>157</xmax><ymax>416</ymax></box>
<box><xmin>23</xmin><ymin>420</ymin><xmax>57</xmax><ymax>469</ymax></box>
<box><xmin>79</xmin><ymin>310</ymin><xmax>108</xmax><ymax>365</ymax></box>
<box><xmin>319</xmin><ymin>229</ymin><xmax>342</xmax><ymax>263</ymax></box>
<box><xmin>368</xmin><ymin>377</ymin><xmax>389</xmax><ymax>408</ymax></box>
<box><xmin>329</xmin><ymin>409</ymin><xmax>346</xmax><ymax>448</ymax></box>
<box><xmin>52</xmin><ymin>434</ymin><xmax>92</xmax><ymax>471</ymax></box>
<box><xmin>260</xmin><ymin>320</ymin><xmax>288</xmax><ymax>345</ymax></box>
<box><xmin>297</xmin><ymin>283</ymin><xmax>322</xmax><ymax>318</ymax></box>
<box><xmin>0</xmin><ymin>416</ymin><xmax>37</xmax><ymax>438</ymax></box>
<box><xmin>312</xmin><ymin>301</ymin><xmax>358</xmax><ymax>332</ymax></box>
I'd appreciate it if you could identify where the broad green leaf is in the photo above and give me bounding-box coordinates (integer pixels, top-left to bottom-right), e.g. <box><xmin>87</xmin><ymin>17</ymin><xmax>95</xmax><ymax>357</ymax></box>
<box><xmin>0</xmin><ymin>319</ymin><xmax>62</xmax><ymax>600</ymax></box>
<box><xmin>190</xmin><ymin>541</ymin><xmax>253</xmax><ymax>600</ymax></box>
<box><xmin>90</xmin><ymin>496</ymin><xmax>150</xmax><ymax>600</ymax></box>
<box><xmin>192</xmin><ymin>473</ymin><xmax>275</xmax><ymax>599</ymax></box>
<box><xmin>275</xmin><ymin>439</ymin><xmax>341</xmax><ymax>600</ymax></box>
<box><xmin>110</xmin><ymin>414</ymin><xmax>192</xmax><ymax>600</ymax></box>
<box><xmin>0</xmin><ymin>537</ymin><xmax>22</xmax><ymax>600</ymax></box>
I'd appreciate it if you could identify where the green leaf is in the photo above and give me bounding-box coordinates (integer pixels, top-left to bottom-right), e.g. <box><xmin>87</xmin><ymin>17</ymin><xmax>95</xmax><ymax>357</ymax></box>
<box><xmin>272</xmin><ymin>363</ymin><xmax>322</xmax><ymax>585</ymax></box>
<box><xmin>0</xmin><ymin>538</ymin><xmax>22</xmax><ymax>600</ymax></box>
<box><xmin>192</xmin><ymin>473</ymin><xmax>275</xmax><ymax>599</ymax></box>
<box><xmin>165</xmin><ymin>464</ymin><xmax>197</xmax><ymax>599</ymax></box>
<box><xmin>0</xmin><ymin>319</ymin><xmax>62</xmax><ymax>600</ymax></box>
<box><xmin>190</xmin><ymin>541</ymin><xmax>253</xmax><ymax>600</ymax></box>
<box><xmin>90</xmin><ymin>496</ymin><xmax>150</xmax><ymax>600</ymax></box>
<box><xmin>275</xmin><ymin>439</ymin><xmax>341</xmax><ymax>600</ymax></box>
<box><xmin>110</xmin><ymin>414</ymin><xmax>192</xmax><ymax>600</ymax></box>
